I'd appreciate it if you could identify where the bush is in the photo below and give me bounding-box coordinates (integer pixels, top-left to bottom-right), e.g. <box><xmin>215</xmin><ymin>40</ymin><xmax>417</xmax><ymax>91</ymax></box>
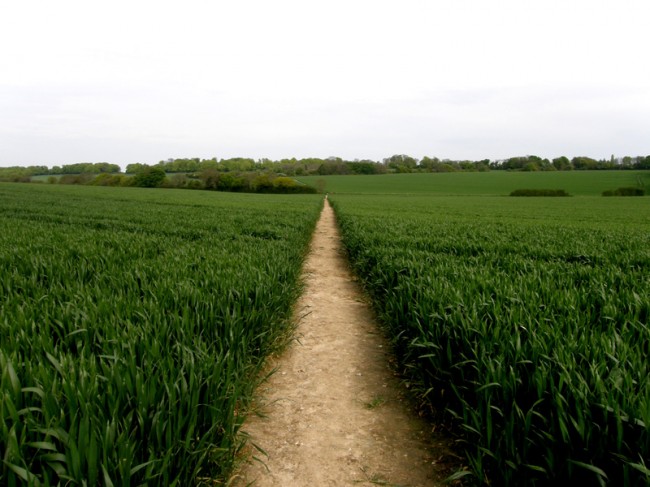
<box><xmin>90</xmin><ymin>173</ymin><xmax>127</xmax><ymax>187</ymax></box>
<box><xmin>510</xmin><ymin>189</ymin><xmax>570</xmax><ymax>197</ymax></box>
<box><xmin>602</xmin><ymin>187</ymin><xmax>645</xmax><ymax>196</ymax></box>
<box><xmin>271</xmin><ymin>177</ymin><xmax>317</xmax><ymax>194</ymax></box>
<box><xmin>250</xmin><ymin>174</ymin><xmax>274</xmax><ymax>192</ymax></box>
<box><xmin>163</xmin><ymin>173</ymin><xmax>190</xmax><ymax>189</ymax></box>
<box><xmin>217</xmin><ymin>173</ymin><xmax>246</xmax><ymax>192</ymax></box>
<box><xmin>133</xmin><ymin>167</ymin><xmax>167</xmax><ymax>188</ymax></box>
<box><xmin>59</xmin><ymin>173</ymin><xmax>94</xmax><ymax>185</ymax></box>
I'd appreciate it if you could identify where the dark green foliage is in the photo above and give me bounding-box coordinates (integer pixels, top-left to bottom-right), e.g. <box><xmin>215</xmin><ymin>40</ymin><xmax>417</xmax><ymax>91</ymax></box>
<box><xmin>132</xmin><ymin>166</ymin><xmax>167</xmax><ymax>188</ymax></box>
<box><xmin>0</xmin><ymin>166</ymin><xmax>44</xmax><ymax>182</ymax></box>
<box><xmin>501</xmin><ymin>155</ymin><xmax>551</xmax><ymax>171</ymax></box>
<box><xmin>216</xmin><ymin>172</ymin><xmax>246</xmax><ymax>191</ymax></box>
<box><xmin>267</xmin><ymin>177</ymin><xmax>318</xmax><ymax>194</ymax></box>
<box><xmin>47</xmin><ymin>167</ymin><xmax>316</xmax><ymax>195</ymax></box>
<box><xmin>510</xmin><ymin>189</ymin><xmax>570</xmax><ymax>196</ymax></box>
<box><xmin>89</xmin><ymin>173</ymin><xmax>130</xmax><ymax>187</ymax></box>
<box><xmin>0</xmin><ymin>163</ymin><xmax>118</xmax><ymax>181</ymax></box>
<box><xmin>57</xmin><ymin>162</ymin><xmax>121</xmax><ymax>174</ymax></box>
<box><xmin>603</xmin><ymin>187</ymin><xmax>645</xmax><ymax>196</ymax></box>
<box><xmin>58</xmin><ymin>173</ymin><xmax>95</xmax><ymax>185</ymax></box>
<box><xmin>198</xmin><ymin>170</ymin><xmax>317</xmax><ymax>194</ymax></box>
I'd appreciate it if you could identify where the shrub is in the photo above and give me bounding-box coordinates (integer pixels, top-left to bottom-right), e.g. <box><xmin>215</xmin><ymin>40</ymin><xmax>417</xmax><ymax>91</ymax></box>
<box><xmin>602</xmin><ymin>187</ymin><xmax>645</xmax><ymax>196</ymax></box>
<box><xmin>250</xmin><ymin>174</ymin><xmax>274</xmax><ymax>192</ymax></box>
<box><xmin>272</xmin><ymin>177</ymin><xmax>317</xmax><ymax>194</ymax></box>
<box><xmin>59</xmin><ymin>173</ymin><xmax>94</xmax><ymax>185</ymax></box>
<box><xmin>90</xmin><ymin>173</ymin><xmax>127</xmax><ymax>187</ymax></box>
<box><xmin>132</xmin><ymin>167</ymin><xmax>167</xmax><ymax>188</ymax></box>
<box><xmin>163</xmin><ymin>173</ymin><xmax>190</xmax><ymax>189</ymax></box>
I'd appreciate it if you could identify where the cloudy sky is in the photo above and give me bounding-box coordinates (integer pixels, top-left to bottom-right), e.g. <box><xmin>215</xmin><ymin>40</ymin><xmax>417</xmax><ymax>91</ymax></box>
<box><xmin>1</xmin><ymin>0</ymin><xmax>648</xmax><ymax>168</ymax></box>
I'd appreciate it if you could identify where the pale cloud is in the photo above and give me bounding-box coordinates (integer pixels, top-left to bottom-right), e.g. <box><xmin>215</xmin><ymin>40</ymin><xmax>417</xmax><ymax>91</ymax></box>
<box><xmin>1</xmin><ymin>0</ymin><xmax>649</xmax><ymax>167</ymax></box>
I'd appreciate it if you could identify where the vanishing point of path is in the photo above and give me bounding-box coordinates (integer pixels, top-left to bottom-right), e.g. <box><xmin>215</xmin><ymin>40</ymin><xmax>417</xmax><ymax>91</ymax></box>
<box><xmin>231</xmin><ymin>200</ymin><xmax>459</xmax><ymax>486</ymax></box>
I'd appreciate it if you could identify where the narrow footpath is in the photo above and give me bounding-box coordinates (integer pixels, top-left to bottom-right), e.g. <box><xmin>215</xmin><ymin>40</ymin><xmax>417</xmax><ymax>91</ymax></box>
<box><xmin>231</xmin><ymin>200</ymin><xmax>459</xmax><ymax>486</ymax></box>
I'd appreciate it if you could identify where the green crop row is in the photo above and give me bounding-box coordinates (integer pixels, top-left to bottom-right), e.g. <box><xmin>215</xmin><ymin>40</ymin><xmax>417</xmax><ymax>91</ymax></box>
<box><xmin>330</xmin><ymin>194</ymin><xmax>650</xmax><ymax>486</ymax></box>
<box><xmin>0</xmin><ymin>184</ymin><xmax>322</xmax><ymax>485</ymax></box>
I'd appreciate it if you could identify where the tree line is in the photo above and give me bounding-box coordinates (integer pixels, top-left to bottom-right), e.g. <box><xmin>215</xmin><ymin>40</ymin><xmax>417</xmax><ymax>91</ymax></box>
<box><xmin>1</xmin><ymin>154</ymin><xmax>649</xmax><ymax>184</ymax></box>
<box><xmin>132</xmin><ymin>153</ymin><xmax>650</xmax><ymax>175</ymax></box>
<box><xmin>0</xmin><ymin>164</ymin><xmax>318</xmax><ymax>194</ymax></box>
<box><xmin>0</xmin><ymin>162</ymin><xmax>120</xmax><ymax>182</ymax></box>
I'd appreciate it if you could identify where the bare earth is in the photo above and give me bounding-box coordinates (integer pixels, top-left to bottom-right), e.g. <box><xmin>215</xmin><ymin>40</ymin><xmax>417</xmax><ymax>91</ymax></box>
<box><xmin>231</xmin><ymin>200</ymin><xmax>459</xmax><ymax>486</ymax></box>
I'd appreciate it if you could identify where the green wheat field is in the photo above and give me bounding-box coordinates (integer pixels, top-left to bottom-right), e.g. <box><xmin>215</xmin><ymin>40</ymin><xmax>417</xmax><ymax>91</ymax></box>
<box><xmin>1</xmin><ymin>171</ymin><xmax>648</xmax><ymax>485</ymax></box>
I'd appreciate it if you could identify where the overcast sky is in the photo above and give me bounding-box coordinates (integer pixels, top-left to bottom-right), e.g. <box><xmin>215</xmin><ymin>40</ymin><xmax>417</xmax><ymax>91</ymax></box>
<box><xmin>1</xmin><ymin>0</ymin><xmax>648</xmax><ymax>168</ymax></box>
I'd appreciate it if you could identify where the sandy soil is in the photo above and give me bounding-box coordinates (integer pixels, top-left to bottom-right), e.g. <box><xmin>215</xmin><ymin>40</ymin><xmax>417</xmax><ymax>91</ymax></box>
<box><xmin>230</xmin><ymin>200</ymin><xmax>460</xmax><ymax>486</ymax></box>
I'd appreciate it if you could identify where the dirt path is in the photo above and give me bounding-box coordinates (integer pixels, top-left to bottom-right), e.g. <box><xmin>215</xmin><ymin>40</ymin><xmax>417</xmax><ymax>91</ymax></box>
<box><xmin>231</xmin><ymin>200</ymin><xmax>459</xmax><ymax>486</ymax></box>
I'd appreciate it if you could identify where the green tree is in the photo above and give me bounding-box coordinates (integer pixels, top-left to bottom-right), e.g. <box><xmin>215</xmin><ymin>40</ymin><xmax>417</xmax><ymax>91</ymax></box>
<box><xmin>552</xmin><ymin>156</ymin><xmax>572</xmax><ymax>171</ymax></box>
<box><xmin>133</xmin><ymin>167</ymin><xmax>167</xmax><ymax>187</ymax></box>
<box><xmin>217</xmin><ymin>173</ymin><xmax>246</xmax><ymax>191</ymax></box>
<box><xmin>384</xmin><ymin>154</ymin><xmax>418</xmax><ymax>172</ymax></box>
<box><xmin>635</xmin><ymin>155</ymin><xmax>650</xmax><ymax>169</ymax></box>
<box><xmin>571</xmin><ymin>156</ymin><xmax>598</xmax><ymax>170</ymax></box>
<box><xmin>199</xmin><ymin>168</ymin><xmax>220</xmax><ymax>190</ymax></box>
<box><xmin>126</xmin><ymin>163</ymin><xmax>148</xmax><ymax>174</ymax></box>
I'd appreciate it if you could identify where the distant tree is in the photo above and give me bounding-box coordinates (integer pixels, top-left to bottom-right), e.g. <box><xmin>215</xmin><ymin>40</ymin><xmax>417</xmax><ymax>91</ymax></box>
<box><xmin>126</xmin><ymin>163</ymin><xmax>148</xmax><ymax>174</ymax></box>
<box><xmin>59</xmin><ymin>162</ymin><xmax>116</xmax><ymax>174</ymax></box>
<box><xmin>437</xmin><ymin>163</ymin><xmax>457</xmax><ymax>172</ymax></box>
<box><xmin>0</xmin><ymin>166</ymin><xmax>36</xmax><ymax>182</ymax></box>
<box><xmin>475</xmin><ymin>159</ymin><xmax>491</xmax><ymax>172</ymax></box>
<box><xmin>419</xmin><ymin>156</ymin><xmax>440</xmax><ymax>171</ymax></box>
<box><xmin>250</xmin><ymin>173</ymin><xmax>274</xmax><ymax>192</ymax></box>
<box><xmin>166</xmin><ymin>173</ymin><xmax>190</xmax><ymax>188</ymax></box>
<box><xmin>347</xmin><ymin>161</ymin><xmax>384</xmax><ymax>174</ymax></box>
<box><xmin>93</xmin><ymin>162</ymin><xmax>120</xmax><ymax>173</ymax></box>
<box><xmin>157</xmin><ymin>158</ymin><xmax>200</xmax><ymax>173</ymax></box>
<box><xmin>199</xmin><ymin>168</ymin><xmax>220</xmax><ymax>190</ymax></box>
<box><xmin>90</xmin><ymin>173</ymin><xmax>125</xmax><ymax>186</ymax></box>
<box><xmin>221</xmin><ymin>157</ymin><xmax>256</xmax><ymax>172</ymax></box>
<box><xmin>133</xmin><ymin>166</ymin><xmax>167</xmax><ymax>187</ymax></box>
<box><xmin>571</xmin><ymin>156</ymin><xmax>598</xmax><ymax>170</ymax></box>
<box><xmin>459</xmin><ymin>161</ymin><xmax>477</xmax><ymax>171</ymax></box>
<box><xmin>635</xmin><ymin>155</ymin><xmax>650</xmax><ymax>169</ymax></box>
<box><xmin>523</xmin><ymin>162</ymin><xmax>540</xmax><ymax>171</ymax></box>
<box><xmin>384</xmin><ymin>154</ymin><xmax>418</xmax><ymax>172</ymax></box>
<box><xmin>217</xmin><ymin>172</ymin><xmax>246</xmax><ymax>191</ymax></box>
<box><xmin>273</xmin><ymin>177</ymin><xmax>297</xmax><ymax>190</ymax></box>
<box><xmin>621</xmin><ymin>156</ymin><xmax>633</xmax><ymax>168</ymax></box>
<box><xmin>198</xmin><ymin>159</ymin><xmax>219</xmax><ymax>171</ymax></box>
<box><xmin>552</xmin><ymin>156</ymin><xmax>572</xmax><ymax>171</ymax></box>
<box><xmin>271</xmin><ymin>177</ymin><xmax>317</xmax><ymax>194</ymax></box>
<box><xmin>318</xmin><ymin>161</ymin><xmax>349</xmax><ymax>175</ymax></box>
<box><xmin>58</xmin><ymin>173</ymin><xmax>94</xmax><ymax>185</ymax></box>
<box><xmin>501</xmin><ymin>155</ymin><xmax>544</xmax><ymax>171</ymax></box>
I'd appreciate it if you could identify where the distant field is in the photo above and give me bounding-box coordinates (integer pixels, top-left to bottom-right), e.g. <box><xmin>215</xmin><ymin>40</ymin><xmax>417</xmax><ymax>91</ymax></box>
<box><xmin>299</xmin><ymin>171</ymin><xmax>649</xmax><ymax>196</ymax></box>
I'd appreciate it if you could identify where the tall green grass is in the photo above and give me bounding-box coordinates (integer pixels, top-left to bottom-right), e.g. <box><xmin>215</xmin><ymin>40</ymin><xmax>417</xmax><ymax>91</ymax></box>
<box><xmin>0</xmin><ymin>184</ymin><xmax>322</xmax><ymax>485</ymax></box>
<box><xmin>331</xmin><ymin>194</ymin><xmax>650</xmax><ymax>485</ymax></box>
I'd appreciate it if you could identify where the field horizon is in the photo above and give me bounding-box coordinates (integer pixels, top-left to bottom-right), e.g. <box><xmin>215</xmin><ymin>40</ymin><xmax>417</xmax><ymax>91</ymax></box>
<box><xmin>299</xmin><ymin>170</ymin><xmax>650</xmax><ymax>196</ymax></box>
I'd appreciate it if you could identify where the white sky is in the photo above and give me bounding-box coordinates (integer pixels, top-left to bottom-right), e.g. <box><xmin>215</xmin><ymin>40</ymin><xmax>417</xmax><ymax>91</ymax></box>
<box><xmin>1</xmin><ymin>0</ymin><xmax>649</xmax><ymax>167</ymax></box>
